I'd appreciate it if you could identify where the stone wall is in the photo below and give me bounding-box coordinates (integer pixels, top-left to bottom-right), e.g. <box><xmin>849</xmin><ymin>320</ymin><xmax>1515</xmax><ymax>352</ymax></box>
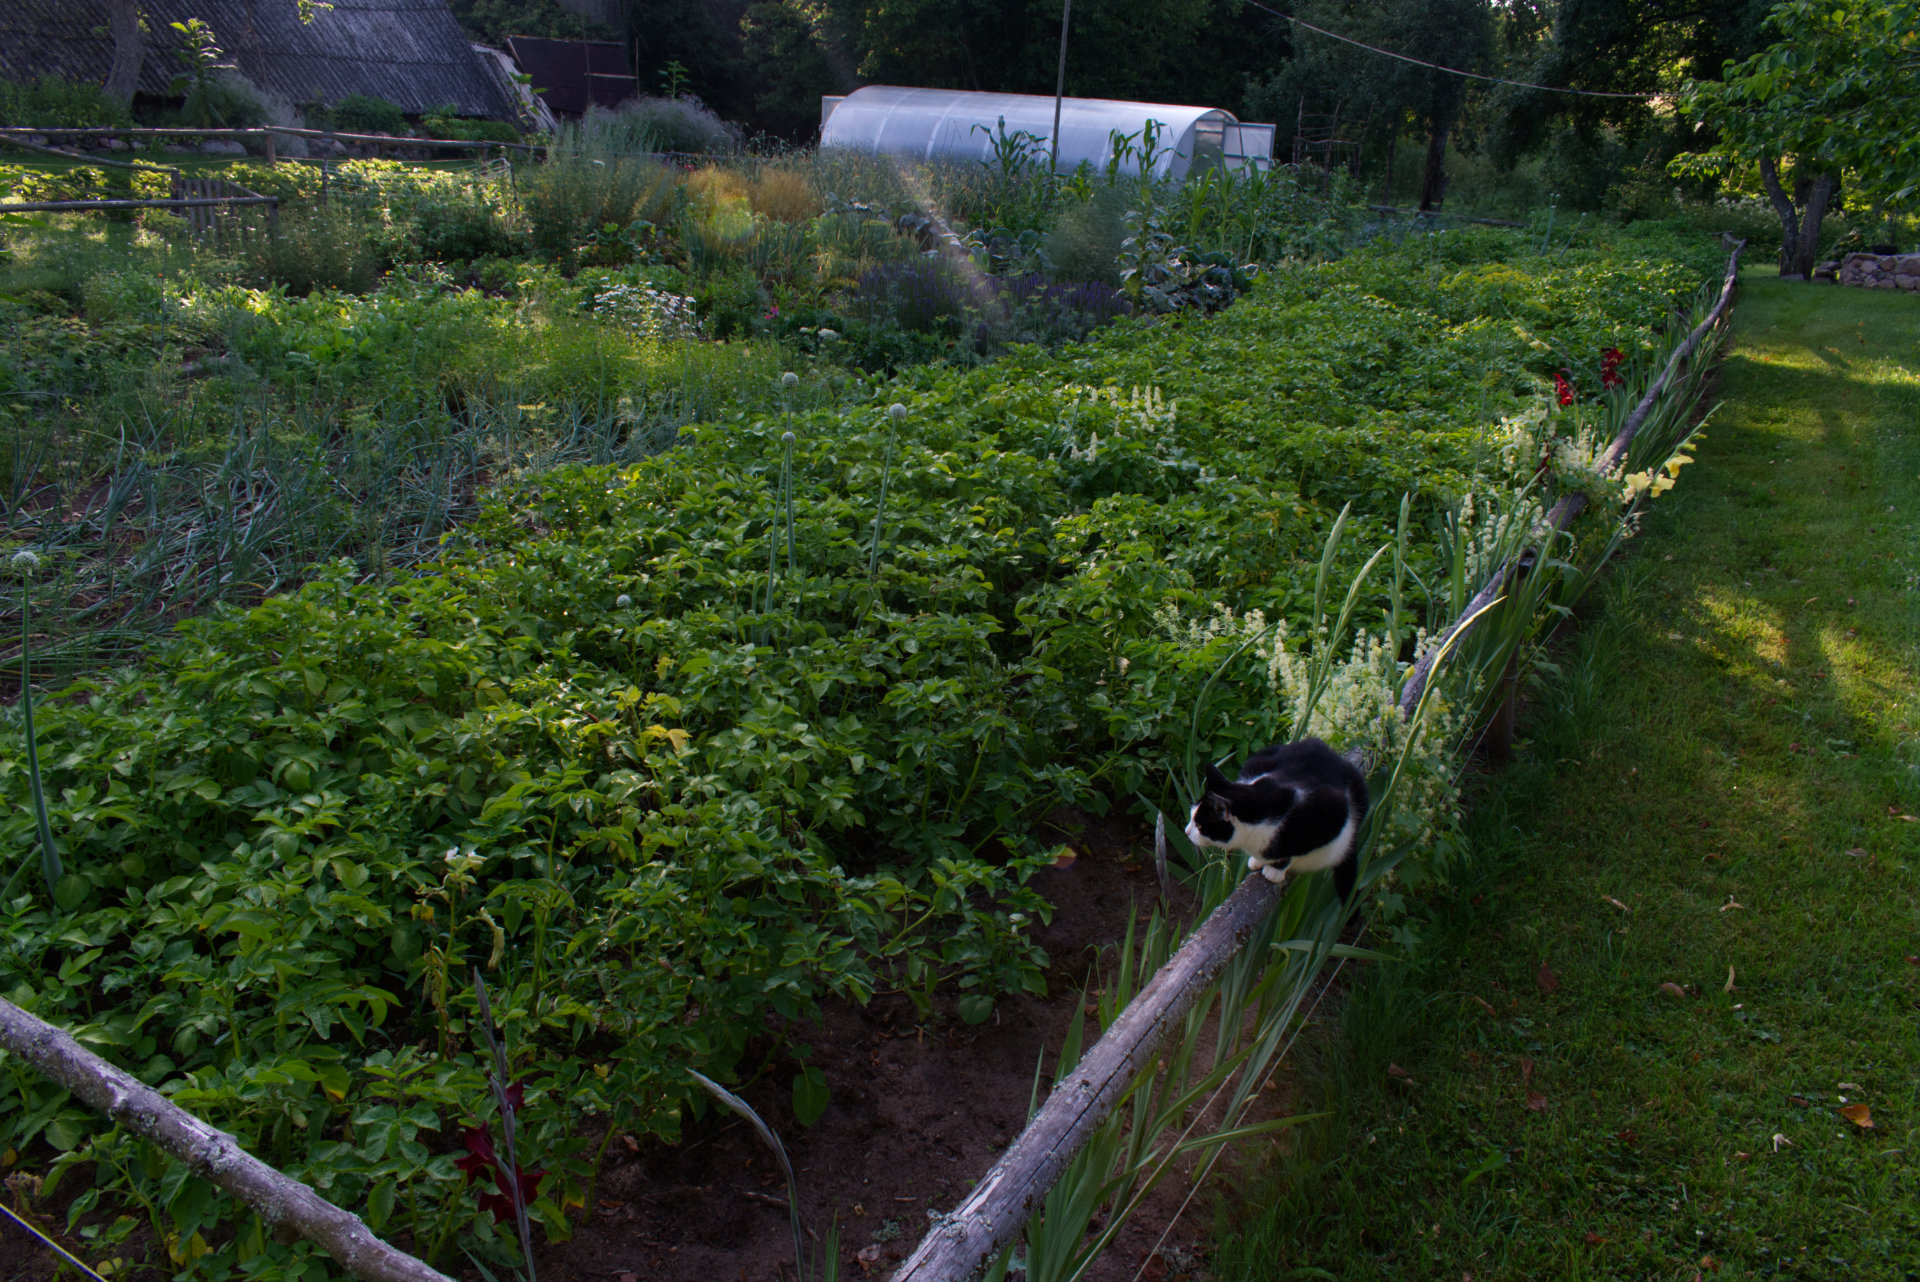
<box><xmin>1829</xmin><ymin>252</ymin><xmax>1920</xmax><ymax>290</ymax></box>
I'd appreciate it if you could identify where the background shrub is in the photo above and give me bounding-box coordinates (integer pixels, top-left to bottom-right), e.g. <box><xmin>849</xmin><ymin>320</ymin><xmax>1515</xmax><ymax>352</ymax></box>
<box><xmin>520</xmin><ymin>148</ymin><xmax>678</xmax><ymax>262</ymax></box>
<box><xmin>0</xmin><ymin>75</ymin><xmax>132</xmax><ymax>128</ymax></box>
<box><xmin>333</xmin><ymin>93</ymin><xmax>408</xmax><ymax>134</ymax></box>
<box><xmin>579</xmin><ymin>96</ymin><xmax>740</xmax><ymax>155</ymax></box>
<box><xmin>236</xmin><ymin>205</ymin><xmax>389</xmax><ymax>294</ymax></box>
<box><xmin>411</xmin><ymin>186</ymin><xmax>521</xmax><ymax>262</ymax></box>
<box><xmin>1043</xmin><ymin>187</ymin><xmax>1131</xmax><ymax>285</ymax></box>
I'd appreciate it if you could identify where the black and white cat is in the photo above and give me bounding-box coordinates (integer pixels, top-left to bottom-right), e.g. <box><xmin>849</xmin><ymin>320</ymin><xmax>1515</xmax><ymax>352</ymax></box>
<box><xmin>1185</xmin><ymin>737</ymin><xmax>1369</xmax><ymax>904</ymax></box>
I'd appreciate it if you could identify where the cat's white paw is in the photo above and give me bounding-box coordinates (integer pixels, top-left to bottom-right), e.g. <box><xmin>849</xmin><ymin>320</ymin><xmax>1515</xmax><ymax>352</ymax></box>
<box><xmin>1260</xmin><ymin>865</ymin><xmax>1286</xmax><ymax>884</ymax></box>
<box><xmin>1246</xmin><ymin>855</ymin><xmax>1263</xmax><ymax>873</ymax></box>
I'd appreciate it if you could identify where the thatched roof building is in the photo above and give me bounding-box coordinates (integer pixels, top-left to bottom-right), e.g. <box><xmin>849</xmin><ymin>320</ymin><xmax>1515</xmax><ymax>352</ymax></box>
<box><xmin>0</xmin><ymin>0</ymin><xmax>517</xmax><ymax>119</ymax></box>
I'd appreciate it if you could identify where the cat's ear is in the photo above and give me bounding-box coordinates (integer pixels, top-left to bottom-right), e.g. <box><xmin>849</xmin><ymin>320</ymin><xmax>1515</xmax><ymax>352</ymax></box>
<box><xmin>1203</xmin><ymin>762</ymin><xmax>1232</xmax><ymax>795</ymax></box>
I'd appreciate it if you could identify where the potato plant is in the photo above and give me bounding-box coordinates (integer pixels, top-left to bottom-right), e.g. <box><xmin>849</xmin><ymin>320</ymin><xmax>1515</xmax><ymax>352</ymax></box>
<box><xmin>0</xmin><ymin>225</ymin><xmax>1717</xmax><ymax>1278</ymax></box>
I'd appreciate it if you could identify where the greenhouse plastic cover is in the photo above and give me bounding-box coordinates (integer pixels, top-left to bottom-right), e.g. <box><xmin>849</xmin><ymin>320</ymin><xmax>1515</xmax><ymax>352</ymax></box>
<box><xmin>821</xmin><ymin>85</ymin><xmax>1270</xmax><ymax>179</ymax></box>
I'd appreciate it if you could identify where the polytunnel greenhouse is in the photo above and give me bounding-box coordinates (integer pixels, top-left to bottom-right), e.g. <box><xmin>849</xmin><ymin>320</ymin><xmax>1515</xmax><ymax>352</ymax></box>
<box><xmin>819</xmin><ymin>85</ymin><xmax>1275</xmax><ymax>181</ymax></box>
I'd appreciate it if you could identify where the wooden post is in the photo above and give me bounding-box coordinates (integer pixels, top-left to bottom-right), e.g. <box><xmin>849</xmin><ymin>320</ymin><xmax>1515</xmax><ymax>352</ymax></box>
<box><xmin>0</xmin><ymin>997</ymin><xmax>452</xmax><ymax>1282</ymax></box>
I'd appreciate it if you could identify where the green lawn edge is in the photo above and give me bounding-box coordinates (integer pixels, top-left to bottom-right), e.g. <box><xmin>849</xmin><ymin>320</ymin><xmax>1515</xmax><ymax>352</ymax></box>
<box><xmin>1209</xmin><ymin>271</ymin><xmax>1920</xmax><ymax>1280</ymax></box>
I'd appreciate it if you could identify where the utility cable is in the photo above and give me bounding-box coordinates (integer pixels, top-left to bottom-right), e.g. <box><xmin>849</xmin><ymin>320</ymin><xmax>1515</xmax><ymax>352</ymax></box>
<box><xmin>1243</xmin><ymin>0</ymin><xmax>1663</xmax><ymax>100</ymax></box>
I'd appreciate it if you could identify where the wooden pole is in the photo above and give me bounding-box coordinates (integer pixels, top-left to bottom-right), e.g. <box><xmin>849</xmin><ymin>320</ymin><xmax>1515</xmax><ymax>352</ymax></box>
<box><xmin>889</xmin><ymin>874</ymin><xmax>1286</xmax><ymax>1282</ymax></box>
<box><xmin>0</xmin><ymin>197</ymin><xmax>279</xmax><ymax>213</ymax></box>
<box><xmin>1049</xmin><ymin>0</ymin><xmax>1072</xmax><ymax>173</ymax></box>
<box><xmin>0</xmin><ymin>997</ymin><xmax>452</xmax><ymax>1282</ymax></box>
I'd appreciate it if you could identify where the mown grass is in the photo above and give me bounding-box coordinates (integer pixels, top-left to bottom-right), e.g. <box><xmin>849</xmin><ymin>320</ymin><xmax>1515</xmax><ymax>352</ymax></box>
<box><xmin>1210</xmin><ymin>270</ymin><xmax>1920</xmax><ymax>1280</ymax></box>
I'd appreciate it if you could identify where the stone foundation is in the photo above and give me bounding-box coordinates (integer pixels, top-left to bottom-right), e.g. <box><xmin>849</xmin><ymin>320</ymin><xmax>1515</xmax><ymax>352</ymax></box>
<box><xmin>1832</xmin><ymin>252</ymin><xmax>1920</xmax><ymax>290</ymax></box>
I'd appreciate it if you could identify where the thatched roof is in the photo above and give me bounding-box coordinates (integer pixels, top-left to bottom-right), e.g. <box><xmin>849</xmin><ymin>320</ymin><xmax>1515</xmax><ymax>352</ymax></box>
<box><xmin>0</xmin><ymin>0</ymin><xmax>518</xmax><ymax>119</ymax></box>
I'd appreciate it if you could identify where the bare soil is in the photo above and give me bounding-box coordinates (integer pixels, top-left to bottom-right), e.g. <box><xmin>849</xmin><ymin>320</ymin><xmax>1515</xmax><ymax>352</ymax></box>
<box><xmin>0</xmin><ymin>808</ymin><xmax>1244</xmax><ymax>1282</ymax></box>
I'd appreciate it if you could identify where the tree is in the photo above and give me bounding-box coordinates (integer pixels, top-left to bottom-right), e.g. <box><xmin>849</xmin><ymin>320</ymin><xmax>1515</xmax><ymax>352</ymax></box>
<box><xmin>102</xmin><ymin>0</ymin><xmax>333</xmax><ymax>105</ymax></box>
<box><xmin>1672</xmin><ymin>0</ymin><xmax>1920</xmax><ymax>277</ymax></box>
<box><xmin>1246</xmin><ymin>0</ymin><xmax>1491</xmax><ymax>209</ymax></box>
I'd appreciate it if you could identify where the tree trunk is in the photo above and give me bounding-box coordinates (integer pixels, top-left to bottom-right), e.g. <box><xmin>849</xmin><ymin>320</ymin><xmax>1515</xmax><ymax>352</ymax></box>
<box><xmin>104</xmin><ymin>0</ymin><xmax>145</xmax><ymax>105</ymax></box>
<box><xmin>1379</xmin><ymin>120</ymin><xmax>1399</xmax><ymax>204</ymax></box>
<box><xmin>1759</xmin><ymin>158</ymin><xmax>1834</xmax><ymax>279</ymax></box>
<box><xmin>1417</xmin><ymin>119</ymin><xmax>1449</xmax><ymax>211</ymax></box>
<box><xmin>1790</xmin><ymin>172</ymin><xmax>1835</xmax><ymax>278</ymax></box>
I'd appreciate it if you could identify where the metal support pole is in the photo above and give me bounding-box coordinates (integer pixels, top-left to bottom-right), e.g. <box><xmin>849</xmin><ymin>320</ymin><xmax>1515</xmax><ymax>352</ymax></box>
<box><xmin>1050</xmin><ymin>0</ymin><xmax>1072</xmax><ymax>171</ymax></box>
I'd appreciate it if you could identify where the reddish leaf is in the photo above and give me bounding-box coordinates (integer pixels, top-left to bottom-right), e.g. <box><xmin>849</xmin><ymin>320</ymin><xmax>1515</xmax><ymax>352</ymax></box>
<box><xmin>1471</xmin><ymin>995</ymin><xmax>1497</xmax><ymax>1015</ymax></box>
<box><xmin>1387</xmin><ymin>1062</ymin><xmax>1411</xmax><ymax>1079</ymax></box>
<box><xmin>1840</xmin><ymin>1103</ymin><xmax>1874</xmax><ymax>1129</ymax></box>
<box><xmin>1584</xmin><ymin>1232</ymin><xmax>1606</xmax><ymax>1246</ymax></box>
<box><xmin>1535</xmin><ymin>962</ymin><xmax>1560</xmax><ymax>995</ymax></box>
<box><xmin>1518</xmin><ymin>1056</ymin><xmax>1534</xmax><ymax>1086</ymax></box>
<box><xmin>1526</xmin><ymin>1089</ymin><xmax>1549</xmax><ymax>1112</ymax></box>
<box><xmin>1660</xmin><ymin>982</ymin><xmax>1686</xmax><ymax>998</ymax></box>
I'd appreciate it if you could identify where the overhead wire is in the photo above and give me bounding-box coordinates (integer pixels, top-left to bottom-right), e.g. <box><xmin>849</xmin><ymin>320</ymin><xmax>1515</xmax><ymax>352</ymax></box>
<box><xmin>1242</xmin><ymin>0</ymin><xmax>1664</xmax><ymax>101</ymax></box>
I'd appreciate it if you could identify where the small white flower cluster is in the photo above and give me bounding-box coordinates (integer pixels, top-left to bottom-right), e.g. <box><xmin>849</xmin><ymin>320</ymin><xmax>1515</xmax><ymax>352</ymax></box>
<box><xmin>1155</xmin><ymin>602</ymin><xmax>1464</xmax><ymax>871</ymax></box>
<box><xmin>1059</xmin><ymin>383</ymin><xmax>1179</xmax><ymax>463</ymax></box>
<box><xmin>592</xmin><ymin>283</ymin><xmax>703</xmax><ymax>340</ymax></box>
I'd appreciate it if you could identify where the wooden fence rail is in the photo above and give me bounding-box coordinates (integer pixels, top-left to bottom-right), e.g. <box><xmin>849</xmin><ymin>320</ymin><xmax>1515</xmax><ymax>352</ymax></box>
<box><xmin>889</xmin><ymin>237</ymin><xmax>1748</xmax><ymax>1282</ymax></box>
<box><xmin>0</xmin><ymin>125</ymin><xmax>539</xmax><ymax>154</ymax></box>
<box><xmin>0</xmin><ymin>996</ymin><xmax>451</xmax><ymax>1282</ymax></box>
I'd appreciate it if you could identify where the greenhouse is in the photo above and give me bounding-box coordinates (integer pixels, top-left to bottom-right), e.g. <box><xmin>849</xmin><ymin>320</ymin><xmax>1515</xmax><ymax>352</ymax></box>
<box><xmin>819</xmin><ymin>85</ymin><xmax>1275</xmax><ymax>181</ymax></box>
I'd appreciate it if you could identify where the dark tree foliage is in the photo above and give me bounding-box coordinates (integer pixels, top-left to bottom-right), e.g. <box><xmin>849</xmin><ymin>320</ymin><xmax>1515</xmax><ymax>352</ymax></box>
<box><xmin>1246</xmin><ymin>0</ymin><xmax>1491</xmax><ymax>208</ymax></box>
<box><xmin>1485</xmin><ymin>0</ymin><xmax>1776</xmax><ymax>170</ymax></box>
<box><xmin>608</xmin><ymin>0</ymin><xmax>1290</xmax><ymax>142</ymax></box>
<box><xmin>448</xmin><ymin>0</ymin><xmax>620</xmax><ymax>47</ymax></box>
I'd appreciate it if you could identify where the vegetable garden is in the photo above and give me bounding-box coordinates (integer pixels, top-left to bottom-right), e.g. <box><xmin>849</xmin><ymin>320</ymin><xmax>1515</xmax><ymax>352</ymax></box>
<box><xmin>0</xmin><ymin>141</ymin><xmax>1734</xmax><ymax>1281</ymax></box>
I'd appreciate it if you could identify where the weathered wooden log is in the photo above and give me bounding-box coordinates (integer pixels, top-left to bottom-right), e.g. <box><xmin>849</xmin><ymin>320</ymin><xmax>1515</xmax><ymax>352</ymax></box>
<box><xmin>888</xmin><ymin>873</ymin><xmax>1285</xmax><ymax>1282</ymax></box>
<box><xmin>0</xmin><ymin>997</ymin><xmax>453</xmax><ymax>1282</ymax></box>
<box><xmin>1396</xmin><ymin>238</ymin><xmax>1746</xmax><ymax>719</ymax></box>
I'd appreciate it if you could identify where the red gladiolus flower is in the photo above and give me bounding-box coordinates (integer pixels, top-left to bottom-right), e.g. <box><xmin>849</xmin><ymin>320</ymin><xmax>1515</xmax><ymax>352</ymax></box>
<box><xmin>1555</xmin><ymin>371</ymin><xmax>1574</xmax><ymax>406</ymax></box>
<box><xmin>457</xmin><ymin>1122</ymin><xmax>545</xmax><ymax>1224</ymax></box>
<box><xmin>1600</xmin><ymin>346</ymin><xmax>1624</xmax><ymax>389</ymax></box>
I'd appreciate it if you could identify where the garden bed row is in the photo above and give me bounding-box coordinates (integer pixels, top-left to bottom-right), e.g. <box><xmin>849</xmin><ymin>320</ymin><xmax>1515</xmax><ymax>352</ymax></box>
<box><xmin>0</xmin><ymin>223</ymin><xmax>1724</xmax><ymax>1281</ymax></box>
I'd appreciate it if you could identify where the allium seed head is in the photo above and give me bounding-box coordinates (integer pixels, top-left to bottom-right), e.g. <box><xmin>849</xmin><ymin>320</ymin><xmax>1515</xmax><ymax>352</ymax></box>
<box><xmin>615</xmin><ymin>594</ymin><xmax>632</xmax><ymax>608</ymax></box>
<box><xmin>782</xmin><ymin>431</ymin><xmax>794</xmax><ymax>444</ymax></box>
<box><xmin>10</xmin><ymin>550</ymin><xmax>39</xmax><ymax>576</ymax></box>
<box><xmin>888</xmin><ymin>403</ymin><xmax>908</xmax><ymax>421</ymax></box>
<box><xmin>780</xmin><ymin>371</ymin><xmax>799</xmax><ymax>389</ymax></box>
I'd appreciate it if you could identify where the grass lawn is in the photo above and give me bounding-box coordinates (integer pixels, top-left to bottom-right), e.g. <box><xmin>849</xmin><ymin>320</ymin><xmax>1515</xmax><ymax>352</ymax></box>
<box><xmin>1210</xmin><ymin>269</ymin><xmax>1920</xmax><ymax>1280</ymax></box>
